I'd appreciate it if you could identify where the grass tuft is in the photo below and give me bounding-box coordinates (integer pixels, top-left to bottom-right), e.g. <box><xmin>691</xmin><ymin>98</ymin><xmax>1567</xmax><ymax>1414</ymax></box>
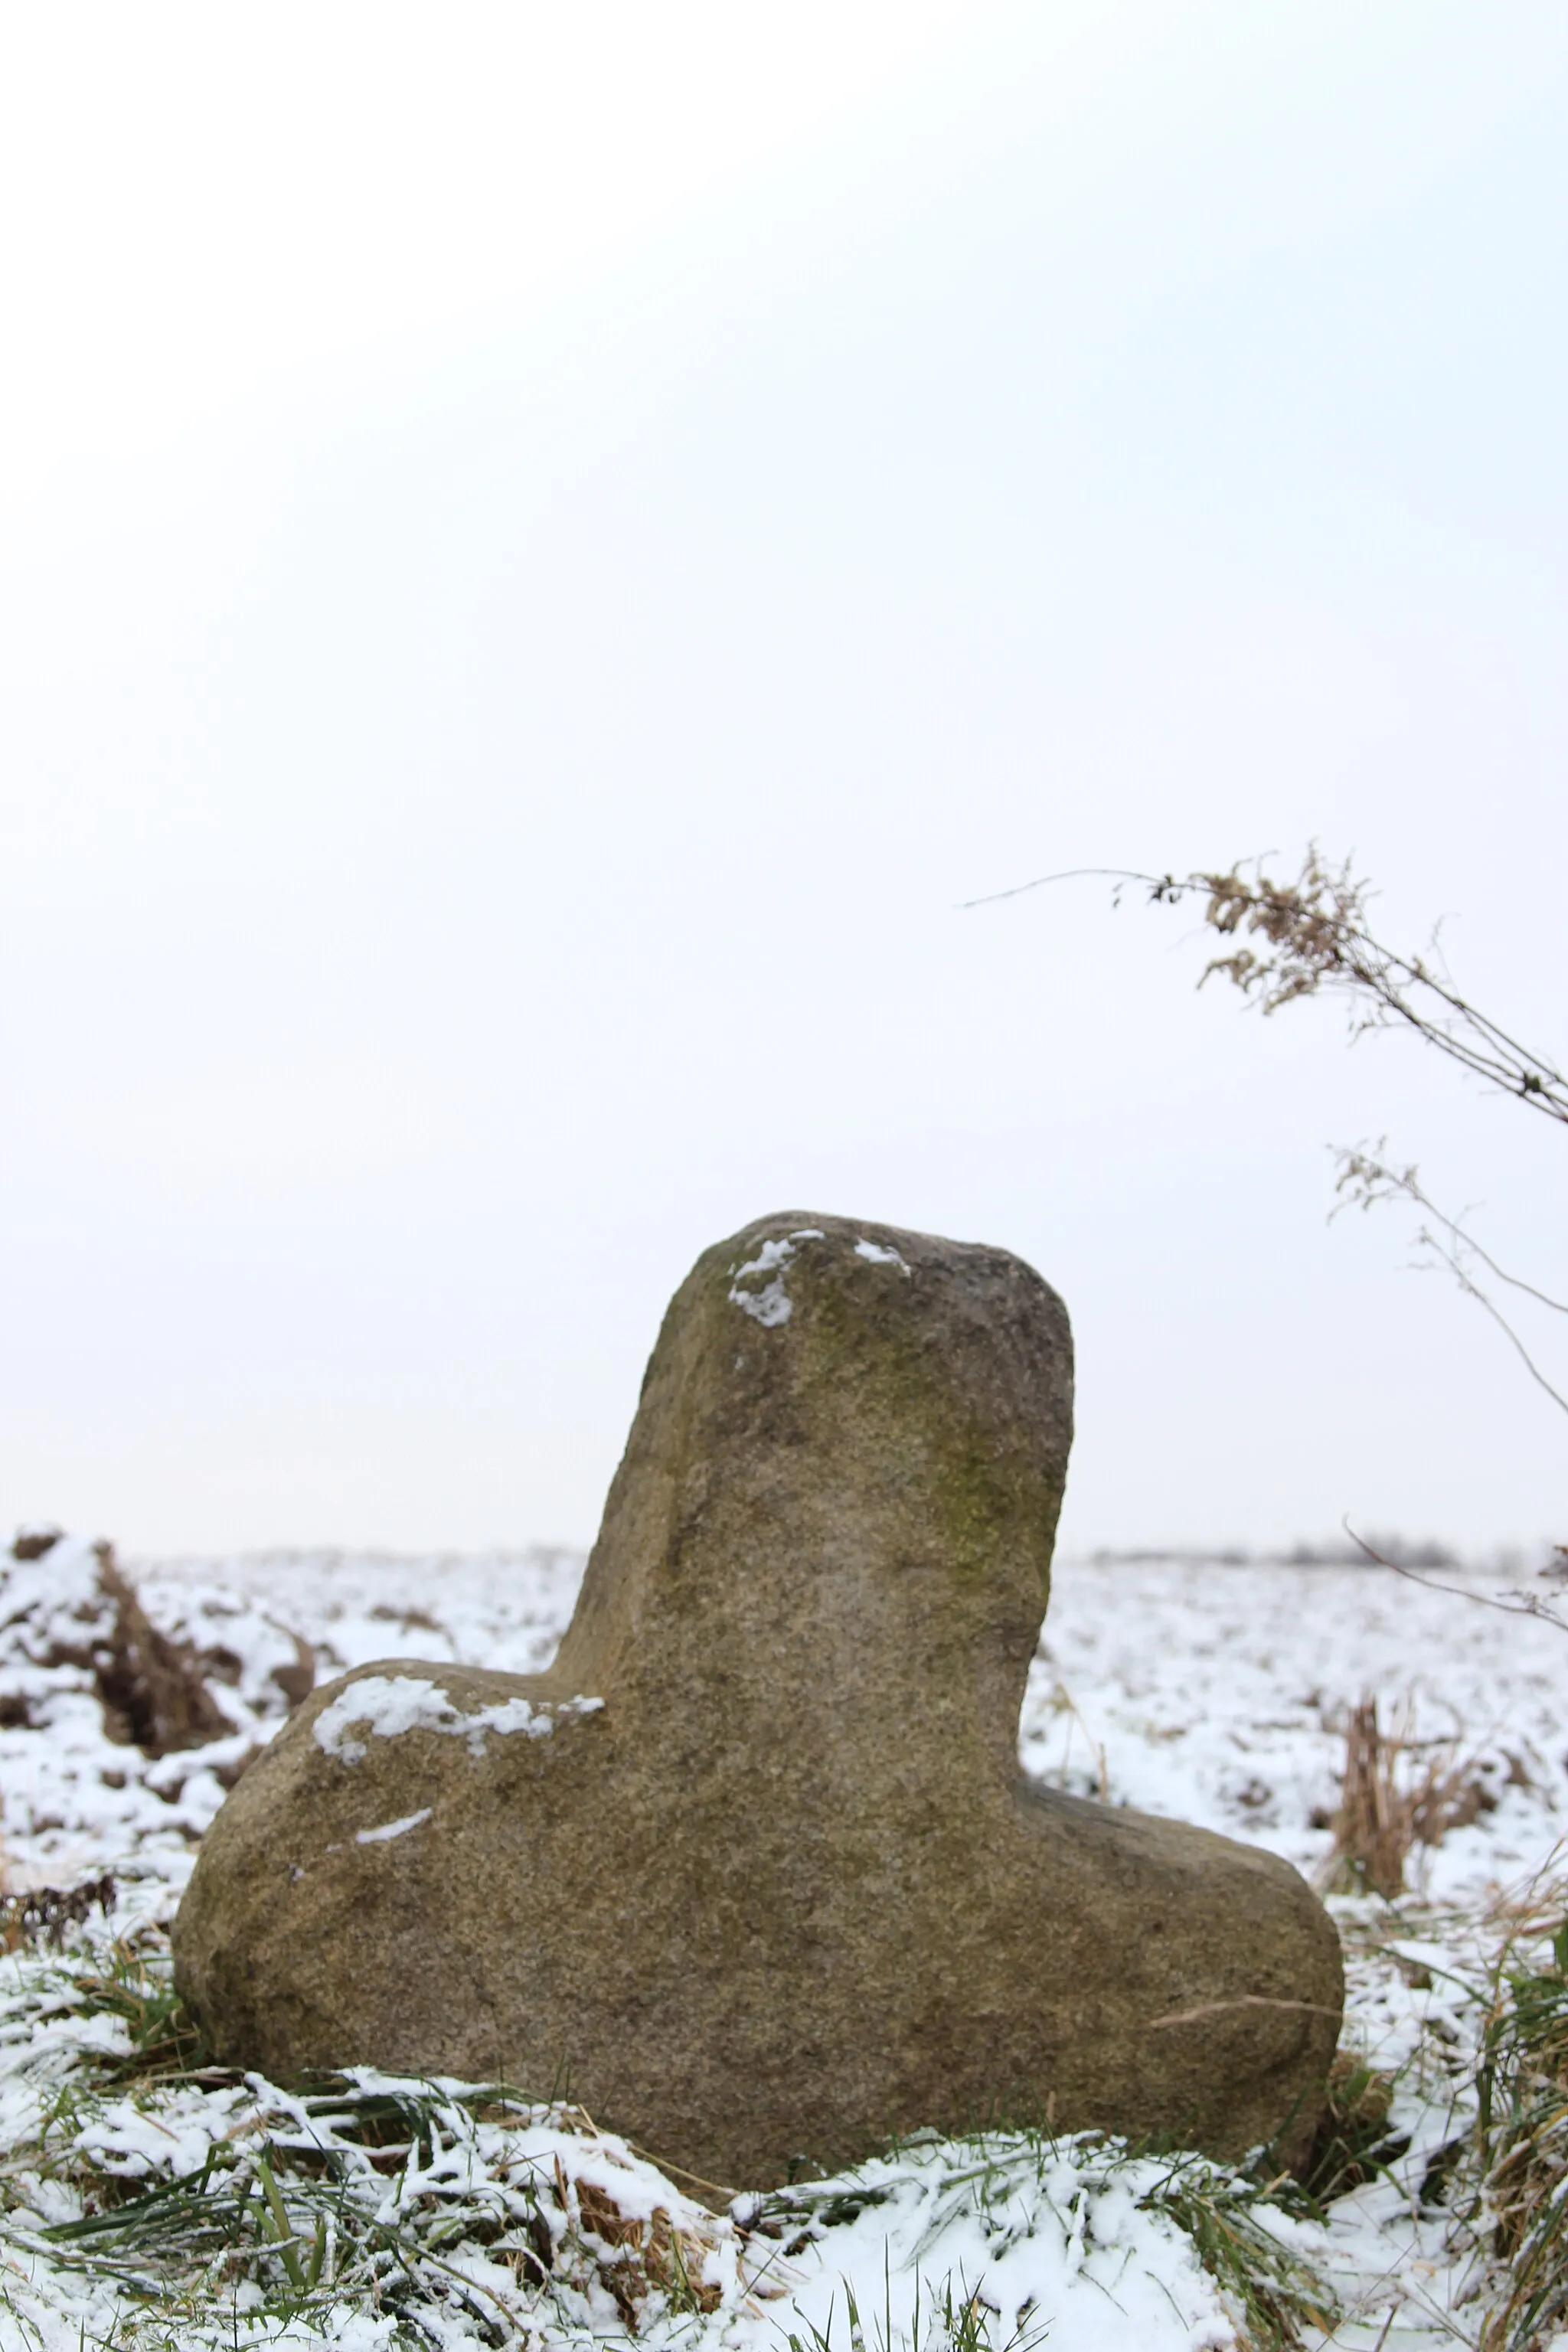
<box><xmin>1298</xmin><ymin>2050</ymin><xmax>1408</xmax><ymax>2206</ymax></box>
<box><xmin>754</xmin><ymin>2127</ymin><xmax>1333</xmax><ymax>2352</ymax></box>
<box><xmin>1475</xmin><ymin>1914</ymin><xmax>1568</xmax><ymax>2351</ymax></box>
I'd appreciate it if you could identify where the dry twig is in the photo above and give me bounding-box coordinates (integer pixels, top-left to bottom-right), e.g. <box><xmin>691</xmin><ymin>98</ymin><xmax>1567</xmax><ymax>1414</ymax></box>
<box><xmin>1345</xmin><ymin>1524</ymin><xmax>1568</xmax><ymax>1640</ymax></box>
<box><xmin>969</xmin><ymin>845</ymin><xmax>1567</xmax><ymax>1570</ymax></box>
<box><xmin>966</xmin><ymin>850</ymin><xmax>1568</xmax><ymax>1125</ymax></box>
<box><xmin>1332</xmin><ymin>1147</ymin><xmax>1568</xmax><ymax>1420</ymax></box>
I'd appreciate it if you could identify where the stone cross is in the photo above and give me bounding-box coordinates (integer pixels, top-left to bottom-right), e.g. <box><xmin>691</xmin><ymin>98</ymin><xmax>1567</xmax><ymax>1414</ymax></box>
<box><xmin>175</xmin><ymin>1214</ymin><xmax>1341</xmax><ymax>2187</ymax></box>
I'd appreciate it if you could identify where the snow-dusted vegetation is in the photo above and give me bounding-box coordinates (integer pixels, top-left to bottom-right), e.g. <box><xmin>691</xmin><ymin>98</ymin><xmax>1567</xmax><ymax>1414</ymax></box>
<box><xmin>1</xmin><ymin>1536</ymin><xmax>1566</xmax><ymax>2349</ymax></box>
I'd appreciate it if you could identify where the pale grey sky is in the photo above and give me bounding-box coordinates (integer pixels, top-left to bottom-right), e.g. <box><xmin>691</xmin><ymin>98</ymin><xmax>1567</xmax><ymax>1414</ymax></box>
<box><xmin>3</xmin><ymin>1</ymin><xmax>1565</xmax><ymax>1557</ymax></box>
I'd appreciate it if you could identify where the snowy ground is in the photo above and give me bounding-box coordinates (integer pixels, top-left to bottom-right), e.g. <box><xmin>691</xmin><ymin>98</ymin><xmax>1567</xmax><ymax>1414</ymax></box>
<box><xmin>1</xmin><ymin>1536</ymin><xmax>1565</xmax><ymax>2348</ymax></box>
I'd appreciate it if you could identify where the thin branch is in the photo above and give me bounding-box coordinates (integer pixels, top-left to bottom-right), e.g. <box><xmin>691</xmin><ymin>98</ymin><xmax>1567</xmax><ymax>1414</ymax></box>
<box><xmin>1429</xmin><ymin>1231</ymin><xmax>1568</xmax><ymax>1318</ymax></box>
<box><xmin>1335</xmin><ymin>1157</ymin><xmax>1568</xmax><ymax>1326</ymax></box>
<box><xmin>1390</xmin><ymin>1181</ymin><xmax>1566</xmax><ymax>1318</ymax></box>
<box><xmin>960</xmin><ymin>867</ymin><xmax>1168</xmax><ymax>910</ymax></box>
<box><xmin>1343</xmin><ymin>1523</ymin><xmax>1568</xmax><ymax>1636</ymax></box>
<box><xmin>1415</xmin><ymin>1230</ymin><xmax>1568</xmax><ymax>1420</ymax></box>
<box><xmin>1332</xmin><ymin>1146</ymin><xmax>1568</xmax><ymax>1416</ymax></box>
<box><xmin>966</xmin><ymin>856</ymin><xmax>1568</xmax><ymax>1125</ymax></box>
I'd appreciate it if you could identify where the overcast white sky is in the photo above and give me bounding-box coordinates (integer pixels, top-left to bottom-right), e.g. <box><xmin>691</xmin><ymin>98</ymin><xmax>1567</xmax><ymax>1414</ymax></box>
<box><xmin>2</xmin><ymin>0</ymin><xmax>1565</xmax><ymax>1558</ymax></box>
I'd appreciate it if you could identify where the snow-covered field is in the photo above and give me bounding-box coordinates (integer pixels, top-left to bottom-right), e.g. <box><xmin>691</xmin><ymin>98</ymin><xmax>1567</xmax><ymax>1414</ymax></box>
<box><xmin>1</xmin><ymin>1535</ymin><xmax>1565</xmax><ymax>2350</ymax></box>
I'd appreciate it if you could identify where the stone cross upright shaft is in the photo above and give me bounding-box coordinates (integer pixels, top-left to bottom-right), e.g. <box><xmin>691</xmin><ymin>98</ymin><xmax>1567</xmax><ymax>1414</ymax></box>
<box><xmin>175</xmin><ymin>1214</ymin><xmax>1342</xmax><ymax>2186</ymax></box>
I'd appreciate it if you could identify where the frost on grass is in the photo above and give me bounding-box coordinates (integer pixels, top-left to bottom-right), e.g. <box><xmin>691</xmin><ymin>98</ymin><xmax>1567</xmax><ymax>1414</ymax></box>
<box><xmin>749</xmin><ymin>2135</ymin><xmax>1330</xmax><ymax>2352</ymax></box>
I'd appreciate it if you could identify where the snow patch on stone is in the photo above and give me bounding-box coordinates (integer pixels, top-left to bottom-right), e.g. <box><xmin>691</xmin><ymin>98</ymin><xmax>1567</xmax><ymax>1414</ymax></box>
<box><xmin>355</xmin><ymin>1806</ymin><xmax>433</xmax><ymax>1844</ymax></box>
<box><xmin>854</xmin><ymin>1238</ymin><xmax>911</xmax><ymax>1272</ymax></box>
<box><xmin>314</xmin><ymin>1674</ymin><xmax>603</xmax><ymax>1765</ymax></box>
<box><xmin>727</xmin><ymin>1230</ymin><xmax>824</xmax><ymax>1327</ymax></box>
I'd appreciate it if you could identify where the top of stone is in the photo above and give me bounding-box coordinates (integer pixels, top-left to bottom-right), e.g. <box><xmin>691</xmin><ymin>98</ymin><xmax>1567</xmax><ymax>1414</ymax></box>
<box><xmin>551</xmin><ymin>1210</ymin><xmax>1075</xmax><ymax>1785</ymax></box>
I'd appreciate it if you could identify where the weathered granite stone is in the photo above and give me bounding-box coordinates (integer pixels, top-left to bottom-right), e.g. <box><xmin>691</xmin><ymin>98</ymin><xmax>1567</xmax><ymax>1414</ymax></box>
<box><xmin>174</xmin><ymin>1213</ymin><xmax>1342</xmax><ymax>2186</ymax></box>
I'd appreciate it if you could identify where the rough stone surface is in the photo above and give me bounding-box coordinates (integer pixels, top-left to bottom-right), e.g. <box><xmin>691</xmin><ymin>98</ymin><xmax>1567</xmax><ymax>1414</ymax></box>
<box><xmin>174</xmin><ymin>1213</ymin><xmax>1343</xmax><ymax>2187</ymax></box>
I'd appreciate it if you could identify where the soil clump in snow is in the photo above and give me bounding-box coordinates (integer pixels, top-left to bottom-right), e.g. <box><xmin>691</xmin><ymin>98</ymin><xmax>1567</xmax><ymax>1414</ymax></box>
<box><xmin>2</xmin><ymin>1527</ymin><xmax>234</xmax><ymax>1756</ymax></box>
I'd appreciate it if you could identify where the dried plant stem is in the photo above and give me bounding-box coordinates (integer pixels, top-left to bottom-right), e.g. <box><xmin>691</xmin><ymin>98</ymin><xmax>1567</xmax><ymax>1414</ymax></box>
<box><xmin>965</xmin><ymin>851</ymin><xmax>1568</xmax><ymax>1125</ymax></box>
<box><xmin>971</xmin><ymin>843</ymin><xmax>1567</xmax><ymax>1583</ymax></box>
<box><xmin>1319</xmin><ymin>1690</ymin><xmax>1497</xmax><ymax>1899</ymax></box>
<box><xmin>1333</xmin><ymin>1147</ymin><xmax>1568</xmax><ymax>1421</ymax></box>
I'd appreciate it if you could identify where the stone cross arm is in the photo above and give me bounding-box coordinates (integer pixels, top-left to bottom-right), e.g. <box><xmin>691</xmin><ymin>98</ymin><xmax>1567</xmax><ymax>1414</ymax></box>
<box><xmin>174</xmin><ymin>1213</ymin><xmax>1342</xmax><ymax>2187</ymax></box>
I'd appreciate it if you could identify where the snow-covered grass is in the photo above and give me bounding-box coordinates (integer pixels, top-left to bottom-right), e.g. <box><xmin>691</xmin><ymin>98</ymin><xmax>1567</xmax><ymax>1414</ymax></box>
<box><xmin>2</xmin><ymin>1538</ymin><xmax>1566</xmax><ymax>2348</ymax></box>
